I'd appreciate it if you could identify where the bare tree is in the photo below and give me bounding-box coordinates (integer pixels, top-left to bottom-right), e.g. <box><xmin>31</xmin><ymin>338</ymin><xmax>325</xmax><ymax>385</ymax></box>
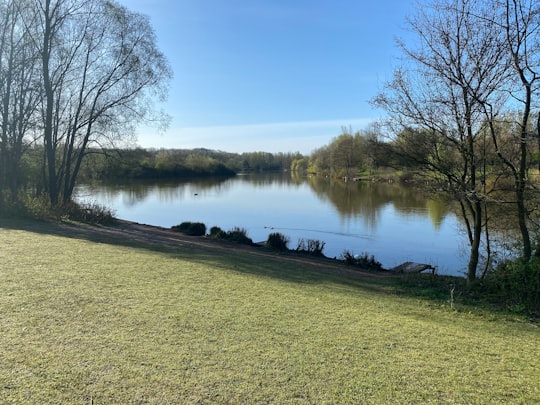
<box><xmin>373</xmin><ymin>0</ymin><xmax>509</xmax><ymax>282</ymax></box>
<box><xmin>489</xmin><ymin>0</ymin><xmax>540</xmax><ymax>260</ymax></box>
<box><xmin>36</xmin><ymin>0</ymin><xmax>171</xmax><ymax>206</ymax></box>
<box><xmin>0</xmin><ymin>0</ymin><xmax>41</xmax><ymax>201</ymax></box>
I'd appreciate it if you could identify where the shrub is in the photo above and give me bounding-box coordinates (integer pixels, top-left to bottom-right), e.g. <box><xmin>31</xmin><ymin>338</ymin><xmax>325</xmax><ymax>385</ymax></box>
<box><xmin>267</xmin><ymin>232</ymin><xmax>290</xmax><ymax>251</ymax></box>
<box><xmin>485</xmin><ymin>258</ymin><xmax>540</xmax><ymax>315</ymax></box>
<box><xmin>341</xmin><ymin>250</ymin><xmax>383</xmax><ymax>271</ymax></box>
<box><xmin>341</xmin><ymin>250</ymin><xmax>356</xmax><ymax>265</ymax></box>
<box><xmin>296</xmin><ymin>238</ymin><xmax>325</xmax><ymax>257</ymax></box>
<box><xmin>209</xmin><ymin>226</ymin><xmax>254</xmax><ymax>246</ymax></box>
<box><xmin>171</xmin><ymin>222</ymin><xmax>191</xmax><ymax>233</ymax></box>
<box><xmin>63</xmin><ymin>201</ymin><xmax>116</xmax><ymax>225</ymax></box>
<box><xmin>226</xmin><ymin>227</ymin><xmax>253</xmax><ymax>245</ymax></box>
<box><xmin>209</xmin><ymin>226</ymin><xmax>226</xmax><ymax>239</ymax></box>
<box><xmin>171</xmin><ymin>221</ymin><xmax>206</xmax><ymax>236</ymax></box>
<box><xmin>12</xmin><ymin>194</ymin><xmax>53</xmax><ymax>220</ymax></box>
<box><xmin>7</xmin><ymin>196</ymin><xmax>116</xmax><ymax>225</ymax></box>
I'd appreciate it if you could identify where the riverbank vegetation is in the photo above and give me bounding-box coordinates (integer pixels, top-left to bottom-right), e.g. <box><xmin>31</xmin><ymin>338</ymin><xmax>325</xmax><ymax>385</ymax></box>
<box><xmin>161</xmin><ymin>216</ymin><xmax>540</xmax><ymax>315</ymax></box>
<box><xmin>1</xmin><ymin>217</ymin><xmax>539</xmax><ymax>403</ymax></box>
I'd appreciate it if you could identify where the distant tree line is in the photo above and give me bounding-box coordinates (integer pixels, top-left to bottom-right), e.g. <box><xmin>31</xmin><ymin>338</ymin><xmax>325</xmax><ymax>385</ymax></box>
<box><xmin>306</xmin><ymin>125</ymin><xmax>400</xmax><ymax>179</ymax></box>
<box><xmin>77</xmin><ymin>148</ymin><xmax>307</xmax><ymax>180</ymax></box>
<box><xmin>307</xmin><ymin>119</ymin><xmax>540</xmax><ymax>183</ymax></box>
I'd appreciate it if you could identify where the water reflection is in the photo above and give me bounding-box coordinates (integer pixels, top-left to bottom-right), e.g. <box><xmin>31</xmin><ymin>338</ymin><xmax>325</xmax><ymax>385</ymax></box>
<box><xmin>76</xmin><ymin>173</ymin><xmax>465</xmax><ymax>275</ymax></box>
<box><xmin>79</xmin><ymin>177</ymin><xmax>236</xmax><ymax>207</ymax></box>
<box><xmin>307</xmin><ymin>176</ymin><xmax>449</xmax><ymax>230</ymax></box>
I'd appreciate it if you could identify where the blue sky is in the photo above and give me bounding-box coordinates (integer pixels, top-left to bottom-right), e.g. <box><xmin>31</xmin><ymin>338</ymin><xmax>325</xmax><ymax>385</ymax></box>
<box><xmin>118</xmin><ymin>0</ymin><xmax>414</xmax><ymax>153</ymax></box>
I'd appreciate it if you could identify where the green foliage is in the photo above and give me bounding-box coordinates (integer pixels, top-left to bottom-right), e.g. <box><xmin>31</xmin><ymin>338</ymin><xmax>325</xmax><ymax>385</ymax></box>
<box><xmin>85</xmin><ymin>148</ymin><xmax>306</xmax><ymax>180</ymax></box>
<box><xmin>1</xmin><ymin>194</ymin><xmax>115</xmax><ymax>225</ymax></box>
<box><xmin>266</xmin><ymin>232</ymin><xmax>290</xmax><ymax>251</ymax></box>
<box><xmin>62</xmin><ymin>202</ymin><xmax>117</xmax><ymax>225</ymax></box>
<box><xmin>171</xmin><ymin>221</ymin><xmax>207</xmax><ymax>236</ymax></box>
<box><xmin>341</xmin><ymin>250</ymin><xmax>383</xmax><ymax>271</ymax></box>
<box><xmin>306</xmin><ymin>124</ymin><xmax>474</xmax><ymax>180</ymax></box>
<box><xmin>290</xmin><ymin>157</ymin><xmax>308</xmax><ymax>173</ymax></box>
<box><xmin>485</xmin><ymin>258</ymin><xmax>540</xmax><ymax>315</ymax></box>
<box><xmin>226</xmin><ymin>227</ymin><xmax>254</xmax><ymax>245</ymax></box>
<box><xmin>207</xmin><ymin>225</ymin><xmax>254</xmax><ymax>245</ymax></box>
<box><xmin>296</xmin><ymin>238</ymin><xmax>326</xmax><ymax>257</ymax></box>
<box><xmin>209</xmin><ymin>226</ymin><xmax>226</xmax><ymax>239</ymax></box>
<box><xmin>4</xmin><ymin>194</ymin><xmax>53</xmax><ymax>220</ymax></box>
<box><xmin>396</xmin><ymin>273</ymin><xmax>467</xmax><ymax>305</ymax></box>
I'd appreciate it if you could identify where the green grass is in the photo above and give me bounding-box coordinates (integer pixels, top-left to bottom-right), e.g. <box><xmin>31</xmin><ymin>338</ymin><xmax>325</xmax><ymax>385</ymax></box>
<box><xmin>1</xmin><ymin>218</ymin><xmax>539</xmax><ymax>404</ymax></box>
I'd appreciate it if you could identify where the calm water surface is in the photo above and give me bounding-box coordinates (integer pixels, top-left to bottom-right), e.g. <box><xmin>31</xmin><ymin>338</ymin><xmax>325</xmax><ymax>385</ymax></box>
<box><xmin>75</xmin><ymin>173</ymin><xmax>469</xmax><ymax>276</ymax></box>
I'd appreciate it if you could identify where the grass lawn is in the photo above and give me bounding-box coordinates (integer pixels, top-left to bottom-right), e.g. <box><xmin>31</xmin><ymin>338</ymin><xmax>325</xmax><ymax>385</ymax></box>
<box><xmin>0</xmin><ymin>218</ymin><xmax>539</xmax><ymax>404</ymax></box>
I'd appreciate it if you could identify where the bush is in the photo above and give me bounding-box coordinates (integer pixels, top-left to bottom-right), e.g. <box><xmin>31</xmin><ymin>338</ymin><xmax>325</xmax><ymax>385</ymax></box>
<box><xmin>12</xmin><ymin>194</ymin><xmax>53</xmax><ymax>220</ymax></box>
<box><xmin>485</xmin><ymin>258</ymin><xmax>540</xmax><ymax>315</ymax></box>
<box><xmin>5</xmin><ymin>196</ymin><xmax>116</xmax><ymax>225</ymax></box>
<box><xmin>63</xmin><ymin>201</ymin><xmax>116</xmax><ymax>225</ymax></box>
<box><xmin>171</xmin><ymin>221</ymin><xmax>206</xmax><ymax>236</ymax></box>
<box><xmin>209</xmin><ymin>225</ymin><xmax>254</xmax><ymax>246</ymax></box>
<box><xmin>267</xmin><ymin>232</ymin><xmax>289</xmax><ymax>251</ymax></box>
<box><xmin>209</xmin><ymin>226</ymin><xmax>226</xmax><ymax>239</ymax></box>
<box><xmin>226</xmin><ymin>227</ymin><xmax>253</xmax><ymax>245</ymax></box>
<box><xmin>296</xmin><ymin>238</ymin><xmax>326</xmax><ymax>257</ymax></box>
<box><xmin>342</xmin><ymin>250</ymin><xmax>357</xmax><ymax>265</ymax></box>
<box><xmin>341</xmin><ymin>250</ymin><xmax>383</xmax><ymax>271</ymax></box>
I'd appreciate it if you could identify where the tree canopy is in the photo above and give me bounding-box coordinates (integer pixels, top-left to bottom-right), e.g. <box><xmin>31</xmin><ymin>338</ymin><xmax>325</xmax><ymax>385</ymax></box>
<box><xmin>373</xmin><ymin>0</ymin><xmax>540</xmax><ymax>282</ymax></box>
<box><xmin>0</xmin><ymin>0</ymin><xmax>172</xmax><ymax>205</ymax></box>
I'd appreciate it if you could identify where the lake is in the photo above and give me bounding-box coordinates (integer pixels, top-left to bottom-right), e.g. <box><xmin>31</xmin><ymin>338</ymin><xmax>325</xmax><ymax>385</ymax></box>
<box><xmin>75</xmin><ymin>173</ymin><xmax>471</xmax><ymax>276</ymax></box>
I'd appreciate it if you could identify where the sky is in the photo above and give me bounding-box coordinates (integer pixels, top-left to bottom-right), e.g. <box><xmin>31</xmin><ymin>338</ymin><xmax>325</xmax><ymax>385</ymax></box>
<box><xmin>117</xmin><ymin>0</ymin><xmax>415</xmax><ymax>154</ymax></box>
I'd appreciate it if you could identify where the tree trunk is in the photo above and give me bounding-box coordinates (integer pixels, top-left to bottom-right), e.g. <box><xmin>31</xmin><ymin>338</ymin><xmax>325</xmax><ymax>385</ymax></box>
<box><xmin>41</xmin><ymin>0</ymin><xmax>58</xmax><ymax>206</ymax></box>
<box><xmin>537</xmin><ymin>113</ymin><xmax>540</xmax><ymax>173</ymax></box>
<box><xmin>505</xmin><ymin>0</ymin><xmax>535</xmax><ymax>262</ymax></box>
<box><xmin>516</xmin><ymin>179</ymin><xmax>531</xmax><ymax>260</ymax></box>
<box><xmin>0</xmin><ymin>93</ymin><xmax>8</xmax><ymax>203</ymax></box>
<box><xmin>517</xmin><ymin>85</ymin><xmax>532</xmax><ymax>261</ymax></box>
<box><xmin>466</xmin><ymin>199</ymin><xmax>482</xmax><ymax>283</ymax></box>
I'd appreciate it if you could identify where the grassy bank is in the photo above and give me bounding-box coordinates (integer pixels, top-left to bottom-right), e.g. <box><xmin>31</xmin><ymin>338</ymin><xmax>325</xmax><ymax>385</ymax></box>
<box><xmin>1</xmin><ymin>218</ymin><xmax>539</xmax><ymax>404</ymax></box>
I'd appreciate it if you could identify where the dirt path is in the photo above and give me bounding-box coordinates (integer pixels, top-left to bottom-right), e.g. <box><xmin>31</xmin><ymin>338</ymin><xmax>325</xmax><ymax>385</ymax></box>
<box><xmin>57</xmin><ymin>219</ymin><xmax>394</xmax><ymax>280</ymax></box>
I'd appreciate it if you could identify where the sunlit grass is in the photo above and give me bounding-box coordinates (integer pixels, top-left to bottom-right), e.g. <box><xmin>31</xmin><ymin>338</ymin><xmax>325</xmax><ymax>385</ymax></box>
<box><xmin>1</xmin><ymin>219</ymin><xmax>539</xmax><ymax>404</ymax></box>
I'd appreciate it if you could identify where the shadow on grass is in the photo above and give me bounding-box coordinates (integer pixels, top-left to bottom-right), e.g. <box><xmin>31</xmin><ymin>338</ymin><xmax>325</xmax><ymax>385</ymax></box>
<box><xmin>0</xmin><ymin>216</ymin><xmax>465</xmax><ymax>308</ymax></box>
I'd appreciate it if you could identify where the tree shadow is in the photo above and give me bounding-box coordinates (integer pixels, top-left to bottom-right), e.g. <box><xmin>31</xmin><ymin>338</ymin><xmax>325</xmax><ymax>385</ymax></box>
<box><xmin>0</xmin><ymin>216</ymin><xmax>456</xmax><ymax>306</ymax></box>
